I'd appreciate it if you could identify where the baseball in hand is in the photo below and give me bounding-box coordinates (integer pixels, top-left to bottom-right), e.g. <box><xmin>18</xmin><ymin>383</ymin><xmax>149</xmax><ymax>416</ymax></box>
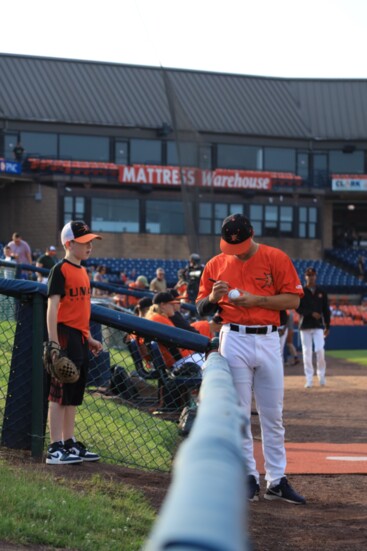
<box><xmin>228</xmin><ymin>289</ymin><xmax>241</xmax><ymax>299</ymax></box>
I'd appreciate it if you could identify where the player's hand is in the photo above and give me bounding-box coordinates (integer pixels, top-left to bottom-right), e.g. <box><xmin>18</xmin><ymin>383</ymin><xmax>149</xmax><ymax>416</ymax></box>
<box><xmin>209</xmin><ymin>280</ymin><xmax>230</xmax><ymax>303</ymax></box>
<box><xmin>324</xmin><ymin>328</ymin><xmax>330</xmax><ymax>338</ymax></box>
<box><xmin>312</xmin><ymin>312</ymin><xmax>322</xmax><ymax>320</ymax></box>
<box><xmin>230</xmin><ymin>290</ymin><xmax>258</xmax><ymax>307</ymax></box>
<box><xmin>88</xmin><ymin>338</ymin><xmax>103</xmax><ymax>356</ymax></box>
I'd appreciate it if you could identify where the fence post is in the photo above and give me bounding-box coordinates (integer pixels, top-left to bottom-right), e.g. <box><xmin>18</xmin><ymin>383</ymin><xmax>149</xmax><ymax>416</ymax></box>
<box><xmin>31</xmin><ymin>293</ymin><xmax>46</xmax><ymax>458</ymax></box>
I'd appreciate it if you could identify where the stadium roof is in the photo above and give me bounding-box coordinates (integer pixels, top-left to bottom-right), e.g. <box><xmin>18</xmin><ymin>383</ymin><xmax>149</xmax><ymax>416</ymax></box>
<box><xmin>1</xmin><ymin>53</ymin><xmax>367</xmax><ymax>140</ymax></box>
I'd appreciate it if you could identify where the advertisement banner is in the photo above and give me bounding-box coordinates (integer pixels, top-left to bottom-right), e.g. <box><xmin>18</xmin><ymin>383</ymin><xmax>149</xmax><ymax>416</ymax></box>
<box><xmin>331</xmin><ymin>174</ymin><xmax>367</xmax><ymax>191</ymax></box>
<box><xmin>0</xmin><ymin>159</ymin><xmax>22</xmax><ymax>175</ymax></box>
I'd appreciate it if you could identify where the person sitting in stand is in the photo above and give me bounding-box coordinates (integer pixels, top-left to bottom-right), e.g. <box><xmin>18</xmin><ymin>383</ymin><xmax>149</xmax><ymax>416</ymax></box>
<box><xmin>114</xmin><ymin>274</ymin><xmax>149</xmax><ymax>309</ymax></box>
<box><xmin>174</xmin><ymin>269</ymin><xmax>188</xmax><ymax>301</ymax></box>
<box><xmin>145</xmin><ymin>292</ymin><xmax>204</xmax><ymax>369</ymax></box>
<box><xmin>36</xmin><ymin>246</ymin><xmax>58</xmax><ymax>284</ymax></box>
<box><xmin>92</xmin><ymin>265</ymin><xmax>108</xmax><ymax>297</ymax></box>
<box><xmin>191</xmin><ymin>314</ymin><xmax>223</xmax><ymax>339</ymax></box>
<box><xmin>149</xmin><ymin>267</ymin><xmax>167</xmax><ymax>293</ymax></box>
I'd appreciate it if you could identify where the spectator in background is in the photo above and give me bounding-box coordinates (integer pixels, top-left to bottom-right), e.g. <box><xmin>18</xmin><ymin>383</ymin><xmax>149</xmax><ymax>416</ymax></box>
<box><xmin>191</xmin><ymin>314</ymin><xmax>223</xmax><ymax>338</ymax></box>
<box><xmin>297</xmin><ymin>267</ymin><xmax>331</xmax><ymax>388</ymax></box>
<box><xmin>13</xmin><ymin>140</ymin><xmax>25</xmax><ymax>162</ymax></box>
<box><xmin>150</xmin><ymin>267</ymin><xmax>167</xmax><ymax>293</ymax></box>
<box><xmin>145</xmin><ymin>292</ymin><xmax>204</xmax><ymax>368</ymax></box>
<box><xmin>1</xmin><ymin>245</ymin><xmax>17</xmax><ymax>279</ymax></box>
<box><xmin>184</xmin><ymin>253</ymin><xmax>205</xmax><ymax>304</ymax></box>
<box><xmin>92</xmin><ymin>265</ymin><xmax>108</xmax><ymax>297</ymax></box>
<box><xmin>120</xmin><ymin>271</ymin><xmax>128</xmax><ymax>285</ymax></box>
<box><xmin>114</xmin><ymin>274</ymin><xmax>149</xmax><ymax>309</ymax></box>
<box><xmin>357</xmin><ymin>255</ymin><xmax>365</xmax><ymax>281</ymax></box>
<box><xmin>168</xmin><ymin>289</ymin><xmax>198</xmax><ymax>333</ymax></box>
<box><xmin>7</xmin><ymin>232</ymin><xmax>32</xmax><ymax>279</ymax></box>
<box><xmin>36</xmin><ymin>246</ymin><xmax>58</xmax><ymax>283</ymax></box>
<box><xmin>135</xmin><ymin>296</ymin><xmax>153</xmax><ymax>318</ymax></box>
<box><xmin>174</xmin><ymin>268</ymin><xmax>188</xmax><ymax>301</ymax></box>
<box><xmin>285</xmin><ymin>310</ymin><xmax>299</xmax><ymax>365</ymax></box>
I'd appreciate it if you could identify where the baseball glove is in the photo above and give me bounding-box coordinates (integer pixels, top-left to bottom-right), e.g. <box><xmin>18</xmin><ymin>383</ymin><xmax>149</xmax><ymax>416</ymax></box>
<box><xmin>43</xmin><ymin>341</ymin><xmax>80</xmax><ymax>384</ymax></box>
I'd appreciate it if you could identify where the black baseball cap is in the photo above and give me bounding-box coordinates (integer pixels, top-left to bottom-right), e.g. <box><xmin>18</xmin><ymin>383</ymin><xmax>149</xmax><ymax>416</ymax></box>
<box><xmin>305</xmin><ymin>267</ymin><xmax>317</xmax><ymax>275</ymax></box>
<box><xmin>220</xmin><ymin>214</ymin><xmax>254</xmax><ymax>255</ymax></box>
<box><xmin>61</xmin><ymin>220</ymin><xmax>102</xmax><ymax>245</ymax></box>
<box><xmin>153</xmin><ymin>292</ymin><xmax>177</xmax><ymax>305</ymax></box>
<box><xmin>137</xmin><ymin>297</ymin><xmax>153</xmax><ymax>310</ymax></box>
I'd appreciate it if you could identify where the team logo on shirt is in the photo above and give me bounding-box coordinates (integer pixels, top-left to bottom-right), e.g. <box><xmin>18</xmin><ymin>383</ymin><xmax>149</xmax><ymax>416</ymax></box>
<box><xmin>255</xmin><ymin>272</ymin><xmax>273</xmax><ymax>288</ymax></box>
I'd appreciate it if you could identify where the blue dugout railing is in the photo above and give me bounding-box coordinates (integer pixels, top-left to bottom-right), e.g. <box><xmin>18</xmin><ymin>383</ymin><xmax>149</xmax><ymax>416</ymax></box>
<box><xmin>0</xmin><ymin>260</ymin><xmax>198</xmax><ymax>314</ymax></box>
<box><xmin>144</xmin><ymin>351</ymin><xmax>250</xmax><ymax>551</ymax></box>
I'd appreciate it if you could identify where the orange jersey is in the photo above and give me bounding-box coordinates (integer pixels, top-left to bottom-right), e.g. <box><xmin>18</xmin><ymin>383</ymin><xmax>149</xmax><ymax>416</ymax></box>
<box><xmin>48</xmin><ymin>259</ymin><xmax>91</xmax><ymax>338</ymax></box>
<box><xmin>191</xmin><ymin>320</ymin><xmax>212</xmax><ymax>338</ymax></box>
<box><xmin>197</xmin><ymin>245</ymin><xmax>304</xmax><ymax>326</ymax></box>
<box><xmin>146</xmin><ymin>312</ymin><xmax>191</xmax><ymax>368</ymax></box>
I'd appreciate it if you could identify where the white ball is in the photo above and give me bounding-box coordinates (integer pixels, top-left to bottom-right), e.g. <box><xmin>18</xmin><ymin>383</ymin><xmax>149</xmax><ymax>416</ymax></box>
<box><xmin>228</xmin><ymin>289</ymin><xmax>241</xmax><ymax>299</ymax></box>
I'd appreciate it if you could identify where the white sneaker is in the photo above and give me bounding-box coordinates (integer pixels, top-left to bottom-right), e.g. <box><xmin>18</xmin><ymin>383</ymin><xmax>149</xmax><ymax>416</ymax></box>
<box><xmin>46</xmin><ymin>441</ymin><xmax>83</xmax><ymax>465</ymax></box>
<box><xmin>304</xmin><ymin>382</ymin><xmax>313</xmax><ymax>388</ymax></box>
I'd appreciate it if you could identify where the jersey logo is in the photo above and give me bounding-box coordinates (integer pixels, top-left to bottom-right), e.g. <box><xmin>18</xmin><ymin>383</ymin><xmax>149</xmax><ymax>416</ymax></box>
<box><xmin>255</xmin><ymin>272</ymin><xmax>273</xmax><ymax>288</ymax></box>
<box><xmin>69</xmin><ymin>286</ymin><xmax>91</xmax><ymax>298</ymax></box>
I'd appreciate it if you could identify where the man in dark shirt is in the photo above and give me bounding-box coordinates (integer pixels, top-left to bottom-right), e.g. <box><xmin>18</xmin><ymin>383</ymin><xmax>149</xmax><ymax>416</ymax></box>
<box><xmin>296</xmin><ymin>267</ymin><xmax>331</xmax><ymax>388</ymax></box>
<box><xmin>36</xmin><ymin>246</ymin><xmax>58</xmax><ymax>283</ymax></box>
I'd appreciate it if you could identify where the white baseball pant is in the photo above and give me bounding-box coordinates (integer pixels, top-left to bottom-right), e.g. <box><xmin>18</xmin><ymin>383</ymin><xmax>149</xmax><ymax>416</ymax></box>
<box><xmin>299</xmin><ymin>328</ymin><xmax>326</xmax><ymax>386</ymax></box>
<box><xmin>220</xmin><ymin>325</ymin><xmax>286</xmax><ymax>486</ymax></box>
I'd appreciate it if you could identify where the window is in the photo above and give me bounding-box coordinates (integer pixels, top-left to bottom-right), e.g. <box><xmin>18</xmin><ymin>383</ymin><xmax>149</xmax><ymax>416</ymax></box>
<box><xmin>313</xmin><ymin>153</ymin><xmax>328</xmax><ymax>188</ymax></box>
<box><xmin>199</xmin><ymin>145</ymin><xmax>212</xmax><ymax>169</ymax></box>
<box><xmin>217</xmin><ymin>144</ymin><xmax>262</xmax><ymax>170</ymax></box>
<box><xmin>115</xmin><ymin>141</ymin><xmax>128</xmax><ymax>164</ymax></box>
<box><xmin>280</xmin><ymin>206</ymin><xmax>293</xmax><ymax>234</ymax></box>
<box><xmin>130</xmin><ymin>139</ymin><xmax>162</xmax><ymax>165</ymax></box>
<box><xmin>299</xmin><ymin>207</ymin><xmax>317</xmax><ymax>238</ymax></box>
<box><xmin>198</xmin><ymin>202</ymin><xmax>244</xmax><ymax>234</ymax></box>
<box><xmin>264</xmin><ymin>148</ymin><xmax>296</xmax><ymax>172</ymax></box>
<box><xmin>249</xmin><ymin>204</ymin><xmax>263</xmax><ymax>236</ymax></box>
<box><xmin>329</xmin><ymin>150</ymin><xmax>364</xmax><ymax>174</ymax></box>
<box><xmin>146</xmin><ymin>201</ymin><xmax>184</xmax><ymax>234</ymax></box>
<box><xmin>297</xmin><ymin>152</ymin><xmax>309</xmax><ymax>181</ymax></box>
<box><xmin>64</xmin><ymin>196</ymin><xmax>86</xmax><ymax>224</ymax></box>
<box><xmin>60</xmin><ymin>135</ymin><xmax>109</xmax><ymax>162</ymax></box>
<box><xmin>91</xmin><ymin>198</ymin><xmax>139</xmax><ymax>232</ymax></box>
<box><xmin>166</xmin><ymin>141</ymin><xmax>198</xmax><ymax>166</ymax></box>
<box><xmin>264</xmin><ymin>205</ymin><xmax>278</xmax><ymax>236</ymax></box>
<box><xmin>4</xmin><ymin>133</ymin><xmax>18</xmax><ymax>159</ymax></box>
<box><xmin>21</xmin><ymin>132</ymin><xmax>58</xmax><ymax>158</ymax></box>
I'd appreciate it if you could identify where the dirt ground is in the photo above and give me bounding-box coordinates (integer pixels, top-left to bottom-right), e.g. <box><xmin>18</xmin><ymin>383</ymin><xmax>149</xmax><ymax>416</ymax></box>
<box><xmin>1</xmin><ymin>355</ymin><xmax>367</xmax><ymax>551</ymax></box>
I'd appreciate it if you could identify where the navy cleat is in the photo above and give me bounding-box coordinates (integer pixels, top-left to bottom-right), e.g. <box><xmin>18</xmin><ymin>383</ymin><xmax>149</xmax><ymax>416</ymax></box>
<box><xmin>247</xmin><ymin>475</ymin><xmax>260</xmax><ymax>502</ymax></box>
<box><xmin>264</xmin><ymin>477</ymin><xmax>306</xmax><ymax>504</ymax></box>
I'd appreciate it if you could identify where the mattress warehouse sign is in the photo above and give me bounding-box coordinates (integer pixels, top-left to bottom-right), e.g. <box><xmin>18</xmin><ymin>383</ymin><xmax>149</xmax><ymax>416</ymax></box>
<box><xmin>118</xmin><ymin>164</ymin><xmax>301</xmax><ymax>190</ymax></box>
<box><xmin>26</xmin><ymin>158</ymin><xmax>301</xmax><ymax>190</ymax></box>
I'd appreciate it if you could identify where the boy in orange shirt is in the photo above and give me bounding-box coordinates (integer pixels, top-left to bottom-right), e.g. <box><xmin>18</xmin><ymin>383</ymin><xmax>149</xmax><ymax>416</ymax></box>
<box><xmin>46</xmin><ymin>221</ymin><xmax>103</xmax><ymax>465</ymax></box>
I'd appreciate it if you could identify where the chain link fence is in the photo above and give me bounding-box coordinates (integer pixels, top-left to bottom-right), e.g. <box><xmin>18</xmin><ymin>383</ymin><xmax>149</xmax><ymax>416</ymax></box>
<box><xmin>0</xmin><ymin>276</ymin><xmax>209</xmax><ymax>472</ymax></box>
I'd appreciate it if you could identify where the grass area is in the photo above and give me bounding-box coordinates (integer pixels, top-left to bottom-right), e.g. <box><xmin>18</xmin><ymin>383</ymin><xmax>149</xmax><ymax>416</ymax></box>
<box><xmin>326</xmin><ymin>350</ymin><xmax>367</xmax><ymax>366</ymax></box>
<box><xmin>0</xmin><ymin>460</ymin><xmax>155</xmax><ymax>550</ymax></box>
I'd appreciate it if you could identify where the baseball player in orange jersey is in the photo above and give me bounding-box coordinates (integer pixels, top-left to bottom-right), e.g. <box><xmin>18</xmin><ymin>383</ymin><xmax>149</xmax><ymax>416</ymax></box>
<box><xmin>196</xmin><ymin>213</ymin><xmax>306</xmax><ymax>504</ymax></box>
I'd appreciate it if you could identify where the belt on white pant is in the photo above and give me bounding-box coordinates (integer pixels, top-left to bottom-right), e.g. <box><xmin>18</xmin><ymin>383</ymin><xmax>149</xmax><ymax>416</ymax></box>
<box><xmin>228</xmin><ymin>324</ymin><xmax>277</xmax><ymax>335</ymax></box>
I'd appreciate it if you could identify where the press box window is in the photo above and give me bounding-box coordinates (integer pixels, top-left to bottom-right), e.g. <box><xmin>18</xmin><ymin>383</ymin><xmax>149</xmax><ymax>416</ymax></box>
<box><xmin>146</xmin><ymin>200</ymin><xmax>184</xmax><ymax>234</ymax></box>
<box><xmin>130</xmin><ymin>139</ymin><xmax>162</xmax><ymax>165</ymax></box>
<box><xmin>60</xmin><ymin>135</ymin><xmax>109</xmax><ymax>162</ymax></box>
<box><xmin>91</xmin><ymin>198</ymin><xmax>139</xmax><ymax>232</ymax></box>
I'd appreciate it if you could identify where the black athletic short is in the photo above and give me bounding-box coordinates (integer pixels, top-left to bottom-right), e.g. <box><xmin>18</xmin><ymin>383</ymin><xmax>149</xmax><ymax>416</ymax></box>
<box><xmin>48</xmin><ymin>323</ymin><xmax>89</xmax><ymax>406</ymax></box>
